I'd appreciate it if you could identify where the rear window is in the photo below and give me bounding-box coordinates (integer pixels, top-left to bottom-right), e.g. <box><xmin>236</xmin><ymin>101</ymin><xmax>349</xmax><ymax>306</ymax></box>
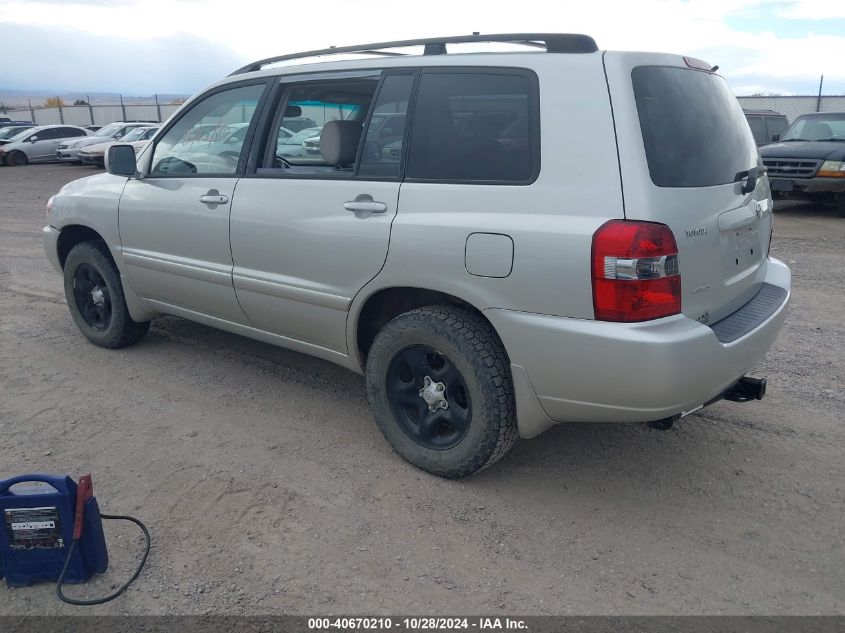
<box><xmin>632</xmin><ymin>66</ymin><xmax>758</xmax><ymax>188</ymax></box>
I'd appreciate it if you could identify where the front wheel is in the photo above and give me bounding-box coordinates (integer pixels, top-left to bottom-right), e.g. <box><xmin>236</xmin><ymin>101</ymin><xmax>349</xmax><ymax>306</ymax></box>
<box><xmin>365</xmin><ymin>306</ymin><xmax>517</xmax><ymax>478</ymax></box>
<box><xmin>6</xmin><ymin>151</ymin><xmax>28</xmax><ymax>166</ymax></box>
<box><xmin>63</xmin><ymin>241</ymin><xmax>150</xmax><ymax>348</ymax></box>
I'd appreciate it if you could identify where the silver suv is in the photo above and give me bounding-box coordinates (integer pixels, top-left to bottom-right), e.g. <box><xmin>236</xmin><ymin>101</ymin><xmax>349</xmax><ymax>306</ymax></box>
<box><xmin>43</xmin><ymin>34</ymin><xmax>791</xmax><ymax>477</ymax></box>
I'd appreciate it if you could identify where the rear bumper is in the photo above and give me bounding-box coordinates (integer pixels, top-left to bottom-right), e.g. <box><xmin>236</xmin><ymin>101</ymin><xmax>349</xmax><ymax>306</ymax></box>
<box><xmin>486</xmin><ymin>258</ymin><xmax>791</xmax><ymax>437</ymax></box>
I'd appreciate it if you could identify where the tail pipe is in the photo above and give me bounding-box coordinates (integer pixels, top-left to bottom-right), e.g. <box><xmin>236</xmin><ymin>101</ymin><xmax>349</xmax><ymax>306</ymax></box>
<box><xmin>724</xmin><ymin>376</ymin><xmax>767</xmax><ymax>402</ymax></box>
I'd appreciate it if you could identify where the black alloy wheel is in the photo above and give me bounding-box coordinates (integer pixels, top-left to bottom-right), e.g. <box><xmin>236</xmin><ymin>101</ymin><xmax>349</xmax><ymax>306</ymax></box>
<box><xmin>72</xmin><ymin>263</ymin><xmax>112</xmax><ymax>331</ymax></box>
<box><xmin>386</xmin><ymin>344</ymin><xmax>472</xmax><ymax>450</ymax></box>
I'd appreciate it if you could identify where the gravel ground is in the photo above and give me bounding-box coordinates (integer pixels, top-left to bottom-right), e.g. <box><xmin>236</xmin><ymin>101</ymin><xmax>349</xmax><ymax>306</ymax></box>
<box><xmin>0</xmin><ymin>164</ymin><xmax>842</xmax><ymax>615</ymax></box>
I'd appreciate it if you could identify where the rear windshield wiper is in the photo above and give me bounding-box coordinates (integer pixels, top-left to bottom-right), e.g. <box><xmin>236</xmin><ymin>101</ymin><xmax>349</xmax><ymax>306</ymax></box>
<box><xmin>814</xmin><ymin>138</ymin><xmax>845</xmax><ymax>142</ymax></box>
<box><xmin>734</xmin><ymin>166</ymin><xmax>764</xmax><ymax>194</ymax></box>
<box><xmin>780</xmin><ymin>138</ymin><xmax>809</xmax><ymax>142</ymax></box>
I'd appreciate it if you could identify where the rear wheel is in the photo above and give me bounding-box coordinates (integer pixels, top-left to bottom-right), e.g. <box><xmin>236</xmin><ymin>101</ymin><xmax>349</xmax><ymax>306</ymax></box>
<box><xmin>365</xmin><ymin>306</ymin><xmax>517</xmax><ymax>478</ymax></box>
<box><xmin>63</xmin><ymin>241</ymin><xmax>150</xmax><ymax>348</ymax></box>
<box><xmin>6</xmin><ymin>151</ymin><xmax>27</xmax><ymax>166</ymax></box>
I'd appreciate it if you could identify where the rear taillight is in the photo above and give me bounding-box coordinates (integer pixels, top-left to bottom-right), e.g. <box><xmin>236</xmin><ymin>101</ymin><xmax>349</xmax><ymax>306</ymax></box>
<box><xmin>591</xmin><ymin>220</ymin><xmax>681</xmax><ymax>322</ymax></box>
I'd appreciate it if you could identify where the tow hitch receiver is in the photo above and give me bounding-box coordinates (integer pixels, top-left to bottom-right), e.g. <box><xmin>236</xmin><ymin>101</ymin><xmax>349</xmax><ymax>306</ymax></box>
<box><xmin>646</xmin><ymin>375</ymin><xmax>767</xmax><ymax>431</ymax></box>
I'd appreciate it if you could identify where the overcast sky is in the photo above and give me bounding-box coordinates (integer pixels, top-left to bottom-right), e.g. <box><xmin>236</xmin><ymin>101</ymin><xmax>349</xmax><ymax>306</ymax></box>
<box><xmin>1</xmin><ymin>0</ymin><xmax>844</xmax><ymax>97</ymax></box>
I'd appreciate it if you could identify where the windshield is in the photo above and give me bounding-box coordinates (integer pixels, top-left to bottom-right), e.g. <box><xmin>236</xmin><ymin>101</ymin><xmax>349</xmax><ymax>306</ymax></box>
<box><xmin>632</xmin><ymin>66</ymin><xmax>758</xmax><ymax>187</ymax></box>
<box><xmin>95</xmin><ymin>123</ymin><xmax>124</xmax><ymax>138</ymax></box>
<box><xmin>0</xmin><ymin>126</ymin><xmax>31</xmax><ymax>139</ymax></box>
<box><xmin>120</xmin><ymin>127</ymin><xmax>153</xmax><ymax>142</ymax></box>
<box><xmin>6</xmin><ymin>128</ymin><xmax>36</xmax><ymax>143</ymax></box>
<box><xmin>781</xmin><ymin>114</ymin><xmax>845</xmax><ymax>141</ymax></box>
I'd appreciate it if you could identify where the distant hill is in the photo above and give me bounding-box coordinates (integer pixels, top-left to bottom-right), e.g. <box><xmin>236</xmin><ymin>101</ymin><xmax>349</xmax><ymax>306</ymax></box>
<box><xmin>0</xmin><ymin>90</ymin><xmax>191</xmax><ymax>108</ymax></box>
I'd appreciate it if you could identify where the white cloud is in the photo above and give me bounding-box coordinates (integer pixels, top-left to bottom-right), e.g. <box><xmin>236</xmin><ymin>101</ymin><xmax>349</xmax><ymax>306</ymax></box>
<box><xmin>0</xmin><ymin>0</ymin><xmax>843</xmax><ymax>94</ymax></box>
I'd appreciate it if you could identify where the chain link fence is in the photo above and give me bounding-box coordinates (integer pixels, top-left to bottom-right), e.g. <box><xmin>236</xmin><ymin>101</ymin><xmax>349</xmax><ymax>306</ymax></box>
<box><xmin>736</xmin><ymin>95</ymin><xmax>845</xmax><ymax>123</ymax></box>
<box><xmin>2</xmin><ymin>101</ymin><xmax>184</xmax><ymax>127</ymax></box>
<box><xmin>4</xmin><ymin>94</ymin><xmax>844</xmax><ymax>129</ymax></box>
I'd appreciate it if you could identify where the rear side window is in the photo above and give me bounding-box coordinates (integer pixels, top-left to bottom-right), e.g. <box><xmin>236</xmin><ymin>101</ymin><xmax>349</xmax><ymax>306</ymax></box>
<box><xmin>632</xmin><ymin>66</ymin><xmax>758</xmax><ymax>187</ymax></box>
<box><xmin>406</xmin><ymin>71</ymin><xmax>538</xmax><ymax>183</ymax></box>
<box><xmin>765</xmin><ymin>116</ymin><xmax>788</xmax><ymax>141</ymax></box>
<box><xmin>746</xmin><ymin>116</ymin><xmax>766</xmax><ymax>145</ymax></box>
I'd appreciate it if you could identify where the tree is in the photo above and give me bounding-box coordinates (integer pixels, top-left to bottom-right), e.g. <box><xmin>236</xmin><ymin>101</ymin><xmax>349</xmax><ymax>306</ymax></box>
<box><xmin>0</xmin><ymin>102</ymin><xmax>8</xmax><ymax>114</ymax></box>
<box><xmin>44</xmin><ymin>97</ymin><xmax>65</xmax><ymax>107</ymax></box>
<box><xmin>169</xmin><ymin>97</ymin><xmax>186</xmax><ymax>105</ymax></box>
<box><xmin>73</xmin><ymin>99</ymin><xmax>89</xmax><ymax>106</ymax></box>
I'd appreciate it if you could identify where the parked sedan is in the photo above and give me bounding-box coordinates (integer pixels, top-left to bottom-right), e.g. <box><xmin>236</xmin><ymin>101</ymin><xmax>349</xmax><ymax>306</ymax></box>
<box><xmin>0</xmin><ymin>125</ymin><xmax>90</xmax><ymax>166</ymax></box>
<box><xmin>57</xmin><ymin>121</ymin><xmax>155</xmax><ymax>162</ymax></box>
<box><xmin>79</xmin><ymin>125</ymin><xmax>160</xmax><ymax>167</ymax></box>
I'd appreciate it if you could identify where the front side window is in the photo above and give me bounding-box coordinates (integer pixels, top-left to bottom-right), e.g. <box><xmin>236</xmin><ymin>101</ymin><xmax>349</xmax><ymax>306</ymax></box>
<box><xmin>60</xmin><ymin>127</ymin><xmax>86</xmax><ymax>138</ymax></box>
<box><xmin>151</xmin><ymin>83</ymin><xmax>265</xmax><ymax>176</ymax></box>
<box><xmin>33</xmin><ymin>128</ymin><xmax>61</xmax><ymax>141</ymax></box>
<box><xmin>406</xmin><ymin>71</ymin><xmax>537</xmax><ymax>183</ymax></box>
<box><xmin>267</xmin><ymin>78</ymin><xmax>378</xmax><ymax>174</ymax></box>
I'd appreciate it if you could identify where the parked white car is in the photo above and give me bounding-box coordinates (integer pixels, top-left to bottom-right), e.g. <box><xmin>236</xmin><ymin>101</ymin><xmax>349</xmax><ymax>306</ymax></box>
<box><xmin>57</xmin><ymin>122</ymin><xmax>156</xmax><ymax>162</ymax></box>
<box><xmin>0</xmin><ymin>125</ymin><xmax>90</xmax><ymax>166</ymax></box>
<box><xmin>79</xmin><ymin>126</ymin><xmax>160</xmax><ymax>167</ymax></box>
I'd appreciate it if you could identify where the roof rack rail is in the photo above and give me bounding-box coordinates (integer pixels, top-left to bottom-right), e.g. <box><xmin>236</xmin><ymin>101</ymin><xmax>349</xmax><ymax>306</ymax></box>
<box><xmin>229</xmin><ymin>33</ymin><xmax>598</xmax><ymax>76</ymax></box>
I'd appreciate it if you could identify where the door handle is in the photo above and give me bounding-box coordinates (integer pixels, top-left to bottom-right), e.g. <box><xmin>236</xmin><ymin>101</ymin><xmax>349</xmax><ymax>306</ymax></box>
<box><xmin>199</xmin><ymin>189</ymin><xmax>229</xmax><ymax>207</ymax></box>
<box><xmin>344</xmin><ymin>194</ymin><xmax>387</xmax><ymax>218</ymax></box>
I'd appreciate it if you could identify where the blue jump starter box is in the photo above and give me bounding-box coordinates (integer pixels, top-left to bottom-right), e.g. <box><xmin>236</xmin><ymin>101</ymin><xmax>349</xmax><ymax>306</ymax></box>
<box><xmin>0</xmin><ymin>474</ymin><xmax>108</xmax><ymax>587</ymax></box>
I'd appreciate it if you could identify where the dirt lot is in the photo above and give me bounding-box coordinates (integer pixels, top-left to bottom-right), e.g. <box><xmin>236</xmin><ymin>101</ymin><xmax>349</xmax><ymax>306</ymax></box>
<box><xmin>0</xmin><ymin>164</ymin><xmax>842</xmax><ymax>615</ymax></box>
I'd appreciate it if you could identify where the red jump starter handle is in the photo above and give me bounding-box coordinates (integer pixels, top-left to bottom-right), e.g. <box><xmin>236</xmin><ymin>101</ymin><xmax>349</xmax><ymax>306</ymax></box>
<box><xmin>73</xmin><ymin>474</ymin><xmax>93</xmax><ymax>540</ymax></box>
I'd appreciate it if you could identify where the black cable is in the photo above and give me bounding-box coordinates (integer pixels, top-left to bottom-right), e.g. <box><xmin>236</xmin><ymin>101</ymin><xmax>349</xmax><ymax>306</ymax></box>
<box><xmin>56</xmin><ymin>513</ymin><xmax>150</xmax><ymax>606</ymax></box>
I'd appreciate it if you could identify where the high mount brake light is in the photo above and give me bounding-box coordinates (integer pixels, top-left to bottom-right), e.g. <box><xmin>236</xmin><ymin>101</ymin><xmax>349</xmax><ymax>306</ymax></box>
<box><xmin>591</xmin><ymin>220</ymin><xmax>682</xmax><ymax>322</ymax></box>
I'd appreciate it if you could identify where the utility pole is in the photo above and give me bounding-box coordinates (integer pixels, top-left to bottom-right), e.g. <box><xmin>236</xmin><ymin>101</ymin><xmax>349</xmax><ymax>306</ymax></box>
<box><xmin>57</xmin><ymin>96</ymin><xmax>64</xmax><ymax>124</ymax></box>
<box><xmin>154</xmin><ymin>93</ymin><xmax>162</xmax><ymax>122</ymax></box>
<box><xmin>28</xmin><ymin>99</ymin><xmax>35</xmax><ymax>123</ymax></box>
<box><xmin>816</xmin><ymin>75</ymin><xmax>824</xmax><ymax>112</ymax></box>
<box><xmin>120</xmin><ymin>94</ymin><xmax>126</xmax><ymax>121</ymax></box>
<box><xmin>87</xmin><ymin>95</ymin><xmax>95</xmax><ymax>125</ymax></box>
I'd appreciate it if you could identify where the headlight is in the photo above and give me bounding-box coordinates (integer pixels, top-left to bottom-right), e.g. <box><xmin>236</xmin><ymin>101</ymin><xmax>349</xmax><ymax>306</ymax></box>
<box><xmin>46</xmin><ymin>195</ymin><xmax>55</xmax><ymax>217</ymax></box>
<box><xmin>818</xmin><ymin>160</ymin><xmax>845</xmax><ymax>178</ymax></box>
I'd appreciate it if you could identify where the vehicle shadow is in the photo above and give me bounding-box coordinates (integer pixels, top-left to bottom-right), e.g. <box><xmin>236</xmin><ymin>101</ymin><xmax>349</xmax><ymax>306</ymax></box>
<box><xmin>773</xmin><ymin>198</ymin><xmax>842</xmax><ymax>218</ymax></box>
<box><xmin>145</xmin><ymin>314</ymin><xmax>758</xmax><ymax>499</ymax></box>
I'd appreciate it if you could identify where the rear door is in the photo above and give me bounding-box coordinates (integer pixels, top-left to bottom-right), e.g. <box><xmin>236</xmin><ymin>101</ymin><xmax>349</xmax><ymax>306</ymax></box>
<box><xmin>603</xmin><ymin>53</ymin><xmax>772</xmax><ymax>325</ymax></box>
<box><xmin>229</xmin><ymin>71</ymin><xmax>414</xmax><ymax>353</ymax></box>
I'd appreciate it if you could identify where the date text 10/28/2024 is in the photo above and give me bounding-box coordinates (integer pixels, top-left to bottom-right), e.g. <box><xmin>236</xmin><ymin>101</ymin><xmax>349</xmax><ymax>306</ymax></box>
<box><xmin>308</xmin><ymin>618</ymin><xmax>528</xmax><ymax>630</ymax></box>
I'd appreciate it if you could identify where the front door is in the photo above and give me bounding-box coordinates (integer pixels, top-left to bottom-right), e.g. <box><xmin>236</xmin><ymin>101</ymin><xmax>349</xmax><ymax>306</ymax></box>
<box><xmin>28</xmin><ymin>127</ymin><xmax>62</xmax><ymax>160</ymax></box>
<box><xmin>119</xmin><ymin>81</ymin><xmax>268</xmax><ymax>323</ymax></box>
<box><xmin>230</xmin><ymin>72</ymin><xmax>414</xmax><ymax>353</ymax></box>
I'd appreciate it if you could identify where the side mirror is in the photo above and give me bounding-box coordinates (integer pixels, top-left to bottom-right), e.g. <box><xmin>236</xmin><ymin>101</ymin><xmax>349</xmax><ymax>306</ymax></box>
<box><xmin>771</xmin><ymin>133</ymin><xmax>780</xmax><ymax>142</ymax></box>
<box><xmin>105</xmin><ymin>144</ymin><xmax>137</xmax><ymax>177</ymax></box>
<box><xmin>284</xmin><ymin>105</ymin><xmax>302</xmax><ymax>117</ymax></box>
<box><xmin>29</xmin><ymin>136</ymin><xmax>37</xmax><ymax>143</ymax></box>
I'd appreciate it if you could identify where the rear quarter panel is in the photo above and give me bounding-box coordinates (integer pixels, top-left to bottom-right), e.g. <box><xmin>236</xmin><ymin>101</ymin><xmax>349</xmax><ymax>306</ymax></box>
<box><xmin>349</xmin><ymin>53</ymin><xmax>624</xmax><ymax>361</ymax></box>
